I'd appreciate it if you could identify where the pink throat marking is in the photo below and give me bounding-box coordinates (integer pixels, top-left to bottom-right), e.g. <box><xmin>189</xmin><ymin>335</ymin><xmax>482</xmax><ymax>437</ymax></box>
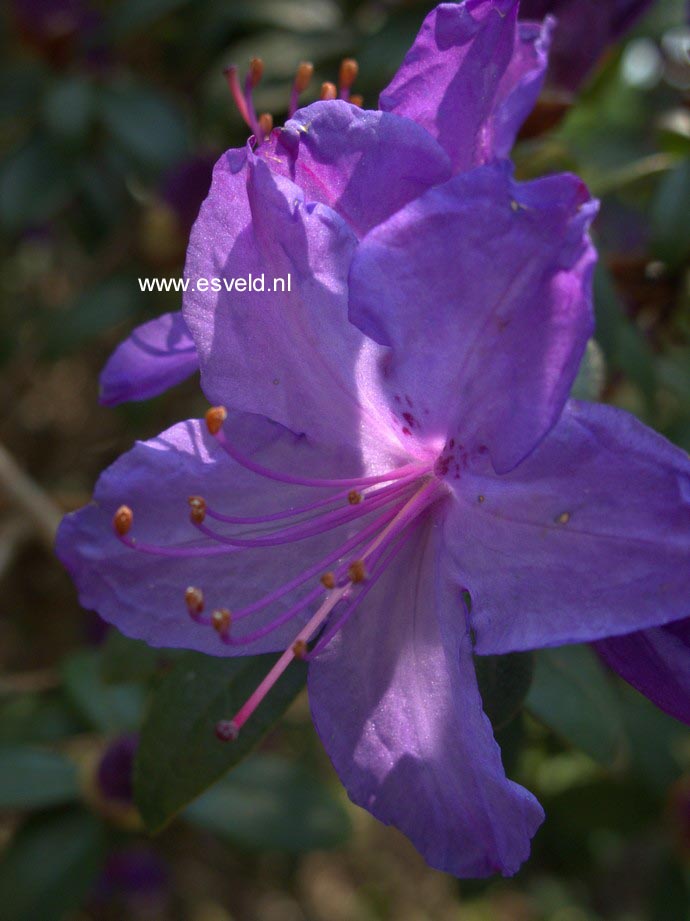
<box><xmin>114</xmin><ymin>409</ymin><xmax>444</xmax><ymax>741</ymax></box>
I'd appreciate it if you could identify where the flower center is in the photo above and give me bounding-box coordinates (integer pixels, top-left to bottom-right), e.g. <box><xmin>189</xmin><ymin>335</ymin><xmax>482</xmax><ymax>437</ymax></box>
<box><xmin>113</xmin><ymin>406</ymin><xmax>447</xmax><ymax>741</ymax></box>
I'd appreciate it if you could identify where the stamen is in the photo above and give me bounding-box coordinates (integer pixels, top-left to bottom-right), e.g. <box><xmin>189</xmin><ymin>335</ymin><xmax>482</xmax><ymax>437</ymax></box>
<box><xmin>113</xmin><ymin>506</ymin><xmax>133</xmax><ymax>536</ymax></box>
<box><xmin>223</xmin><ymin>66</ymin><xmax>251</xmax><ymax>127</ymax></box>
<box><xmin>348</xmin><ymin>490</ymin><xmax>362</xmax><ymax>505</ymax></box>
<box><xmin>320</xmin><ymin>572</ymin><xmax>336</xmax><ymax>589</ymax></box>
<box><xmin>289</xmin><ymin>61</ymin><xmax>314</xmax><ymax>117</ymax></box>
<box><xmin>347</xmin><ymin>559</ymin><xmax>367</xmax><ymax>583</ymax></box>
<box><xmin>258</xmin><ymin>112</ymin><xmax>273</xmax><ymax>141</ymax></box>
<box><xmin>350</xmin><ymin>94</ymin><xmax>364</xmax><ymax>108</ymax></box>
<box><xmin>191</xmin><ymin>484</ymin><xmax>413</xmax><ymax>549</ymax></box>
<box><xmin>216</xmin><ymin>479</ymin><xmax>442</xmax><ymax>740</ymax></box>
<box><xmin>244</xmin><ymin>58</ymin><xmax>263</xmax><ymax>139</ymax></box>
<box><xmin>206</xmin><ymin>406</ymin><xmax>227</xmax><ymax>435</ymax></box>
<box><xmin>207</xmin><ymin>407</ymin><xmax>429</xmax><ymax>488</ymax></box>
<box><xmin>292</xmin><ymin>639</ymin><xmax>307</xmax><ymax>659</ymax></box>
<box><xmin>188</xmin><ymin>496</ymin><xmax>206</xmax><ymax>524</ymax></box>
<box><xmin>185</xmin><ymin>586</ymin><xmax>204</xmax><ymax>619</ymax></box>
<box><xmin>338</xmin><ymin>58</ymin><xmax>358</xmax><ymax>101</ymax></box>
<box><xmin>320</xmin><ymin>82</ymin><xmax>337</xmax><ymax>101</ymax></box>
<box><xmin>211</xmin><ymin>608</ymin><xmax>232</xmax><ymax>634</ymax></box>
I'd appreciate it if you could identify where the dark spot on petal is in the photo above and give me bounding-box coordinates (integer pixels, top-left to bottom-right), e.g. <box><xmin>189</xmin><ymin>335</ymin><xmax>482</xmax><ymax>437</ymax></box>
<box><xmin>402</xmin><ymin>411</ymin><xmax>416</xmax><ymax>428</ymax></box>
<box><xmin>402</xmin><ymin>426</ymin><xmax>411</xmax><ymax>436</ymax></box>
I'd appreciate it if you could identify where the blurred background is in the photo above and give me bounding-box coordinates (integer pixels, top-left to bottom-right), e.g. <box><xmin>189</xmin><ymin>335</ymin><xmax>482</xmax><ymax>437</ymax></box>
<box><xmin>0</xmin><ymin>0</ymin><xmax>689</xmax><ymax>919</ymax></box>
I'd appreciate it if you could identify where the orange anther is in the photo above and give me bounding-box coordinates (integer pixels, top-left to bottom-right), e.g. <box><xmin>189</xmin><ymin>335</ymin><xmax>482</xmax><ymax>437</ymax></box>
<box><xmin>211</xmin><ymin>608</ymin><xmax>232</xmax><ymax>634</ymax></box>
<box><xmin>258</xmin><ymin>112</ymin><xmax>273</xmax><ymax>137</ymax></box>
<box><xmin>205</xmin><ymin>406</ymin><xmax>227</xmax><ymax>435</ymax></box>
<box><xmin>113</xmin><ymin>506</ymin><xmax>133</xmax><ymax>536</ymax></box>
<box><xmin>185</xmin><ymin>586</ymin><xmax>204</xmax><ymax>616</ymax></box>
<box><xmin>347</xmin><ymin>560</ymin><xmax>367</xmax><ymax>584</ymax></box>
<box><xmin>320</xmin><ymin>571</ymin><xmax>336</xmax><ymax>590</ymax></box>
<box><xmin>249</xmin><ymin>57</ymin><xmax>264</xmax><ymax>86</ymax></box>
<box><xmin>320</xmin><ymin>81</ymin><xmax>337</xmax><ymax>101</ymax></box>
<box><xmin>348</xmin><ymin>490</ymin><xmax>362</xmax><ymax>505</ymax></box>
<box><xmin>339</xmin><ymin>58</ymin><xmax>359</xmax><ymax>89</ymax></box>
<box><xmin>188</xmin><ymin>496</ymin><xmax>206</xmax><ymax>524</ymax></box>
<box><xmin>295</xmin><ymin>62</ymin><xmax>314</xmax><ymax>92</ymax></box>
<box><xmin>292</xmin><ymin>639</ymin><xmax>308</xmax><ymax>660</ymax></box>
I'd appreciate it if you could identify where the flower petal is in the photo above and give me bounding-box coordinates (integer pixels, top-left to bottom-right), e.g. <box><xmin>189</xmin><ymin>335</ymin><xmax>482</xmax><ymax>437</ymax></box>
<box><xmin>595</xmin><ymin>620</ymin><xmax>690</xmax><ymax>725</ymax></box>
<box><xmin>443</xmin><ymin>401</ymin><xmax>690</xmax><ymax>655</ymax></box>
<box><xmin>349</xmin><ymin>163</ymin><xmax>597</xmax><ymax>472</ymax></box>
<box><xmin>56</xmin><ymin>414</ymin><xmax>382</xmax><ymax>656</ymax></box>
<box><xmin>379</xmin><ymin>0</ymin><xmax>551</xmax><ymax>172</ymax></box>
<box><xmin>183</xmin><ymin>147</ymin><xmax>398</xmax><ymax>461</ymax></box>
<box><xmin>308</xmin><ymin>517</ymin><xmax>544</xmax><ymax>878</ymax></box>
<box><xmin>258</xmin><ymin>100</ymin><xmax>451</xmax><ymax>238</ymax></box>
<box><xmin>99</xmin><ymin>311</ymin><xmax>198</xmax><ymax>406</ymax></box>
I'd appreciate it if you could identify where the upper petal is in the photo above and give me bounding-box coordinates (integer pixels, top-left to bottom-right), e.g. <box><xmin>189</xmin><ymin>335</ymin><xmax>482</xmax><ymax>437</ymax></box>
<box><xmin>56</xmin><ymin>414</ymin><xmax>385</xmax><ymax>656</ymax></box>
<box><xmin>308</xmin><ymin>516</ymin><xmax>543</xmax><ymax>878</ymax></box>
<box><xmin>595</xmin><ymin>620</ymin><xmax>690</xmax><ymax>726</ymax></box>
<box><xmin>443</xmin><ymin>401</ymin><xmax>690</xmax><ymax>655</ymax></box>
<box><xmin>183</xmin><ymin>146</ymin><xmax>399</xmax><ymax>464</ymax></box>
<box><xmin>379</xmin><ymin>1</ymin><xmax>552</xmax><ymax>172</ymax></box>
<box><xmin>99</xmin><ymin>311</ymin><xmax>198</xmax><ymax>406</ymax></box>
<box><xmin>349</xmin><ymin>162</ymin><xmax>597</xmax><ymax>472</ymax></box>
<box><xmin>257</xmin><ymin>100</ymin><xmax>451</xmax><ymax>238</ymax></box>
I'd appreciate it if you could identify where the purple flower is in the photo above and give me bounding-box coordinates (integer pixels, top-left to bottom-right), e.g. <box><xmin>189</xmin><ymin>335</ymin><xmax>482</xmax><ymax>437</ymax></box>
<box><xmin>519</xmin><ymin>0</ymin><xmax>656</xmax><ymax>90</ymax></box>
<box><xmin>96</xmin><ymin>733</ymin><xmax>138</xmax><ymax>804</ymax></box>
<box><xmin>57</xmin><ymin>1</ymin><xmax>690</xmax><ymax>878</ymax></box>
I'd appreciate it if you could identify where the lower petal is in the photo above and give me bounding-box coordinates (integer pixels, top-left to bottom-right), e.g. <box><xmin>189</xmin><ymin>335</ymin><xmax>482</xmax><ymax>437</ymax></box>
<box><xmin>308</xmin><ymin>517</ymin><xmax>543</xmax><ymax>878</ymax></box>
<box><xmin>99</xmin><ymin>311</ymin><xmax>198</xmax><ymax>406</ymax></box>
<box><xmin>595</xmin><ymin>620</ymin><xmax>690</xmax><ymax>725</ymax></box>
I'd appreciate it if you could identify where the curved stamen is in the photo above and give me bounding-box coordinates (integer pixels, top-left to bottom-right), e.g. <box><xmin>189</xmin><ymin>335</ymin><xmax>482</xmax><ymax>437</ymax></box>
<box><xmin>244</xmin><ymin>57</ymin><xmax>263</xmax><ymax>138</ymax></box>
<box><xmin>191</xmin><ymin>483</ymin><xmax>414</xmax><ymax>549</ymax></box>
<box><xmin>223</xmin><ymin>66</ymin><xmax>251</xmax><ymax>127</ymax></box>
<box><xmin>289</xmin><ymin>61</ymin><xmax>313</xmax><ymax>118</ymax></box>
<box><xmin>202</xmin><ymin>471</ymin><xmax>420</xmax><ymax>526</ymax></box>
<box><xmin>208</xmin><ymin>408</ymin><xmax>428</xmax><ymax>488</ymax></box>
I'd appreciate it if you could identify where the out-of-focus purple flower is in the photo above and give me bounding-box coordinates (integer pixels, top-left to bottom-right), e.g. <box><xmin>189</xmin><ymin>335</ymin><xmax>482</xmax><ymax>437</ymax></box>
<box><xmin>57</xmin><ymin>0</ymin><xmax>690</xmax><ymax>878</ymax></box>
<box><xmin>96</xmin><ymin>733</ymin><xmax>138</xmax><ymax>804</ymax></box>
<box><xmin>519</xmin><ymin>0</ymin><xmax>656</xmax><ymax>90</ymax></box>
<box><xmin>11</xmin><ymin>0</ymin><xmax>105</xmax><ymax>67</ymax></box>
<box><xmin>94</xmin><ymin>846</ymin><xmax>169</xmax><ymax>909</ymax></box>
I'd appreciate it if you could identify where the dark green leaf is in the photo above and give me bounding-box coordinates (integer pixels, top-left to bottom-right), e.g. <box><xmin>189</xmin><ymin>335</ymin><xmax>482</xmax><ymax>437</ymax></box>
<box><xmin>61</xmin><ymin>650</ymin><xmax>144</xmax><ymax>733</ymax></box>
<box><xmin>474</xmin><ymin>651</ymin><xmax>534</xmax><ymax>731</ymax></box>
<box><xmin>526</xmin><ymin>644</ymin><xmax>627</xmax><ymax>766</ymax></box>
<box><xmin>99</xmin><ymin>83</ymin><xmax>189</xmax><ymax>168</ymax></box>
<box><xmin>41</xmin><ymin>77</ymin><xmax>94</xmax><ymax>145</ymax></box>
<box><xmin>135</xmin><ymin>652</ymin><xmax>306</xmax><ymax>832</ymax></box>
<box><xmin>0</xmin><ymin>139</ymin><xmax>73</xmax><ymax>232</ymax></box>
<box><xmin>185</xmin><ymin>754</ymin><xmax>350</xmax><ymax>851</ymax></box>
<box><xmin>101</xmin><ymin>630</ymin><xmax>174</xmax><ymax>684</ymax></box>
<box><xmin>651</xmin><ymin>158</ymin><xmax>690</xmax><ymax>268</ymax></box>
<box><xmin>0</xmin><ymin>747</ymin><xmax>79</xmax><ymax>810</ymax></box>
<box><xmin>0</xmin><ymin>810</ymin><xmax>106</xmax><ymax>921</ymax></box>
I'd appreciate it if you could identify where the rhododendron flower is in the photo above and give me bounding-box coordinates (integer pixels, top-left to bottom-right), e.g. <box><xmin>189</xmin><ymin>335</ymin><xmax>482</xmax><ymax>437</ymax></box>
<box><xmin>58</xmin><ymin>0</ymin><xmax>690</xmax><ymax>878</ymax></box>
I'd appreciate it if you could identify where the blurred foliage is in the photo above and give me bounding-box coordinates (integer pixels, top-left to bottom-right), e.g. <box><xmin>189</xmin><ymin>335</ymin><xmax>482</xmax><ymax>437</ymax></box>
<box><xmin>1</xmin><ymin>0</ymin><xmax>689</xmax><ymax>919</ymax></box>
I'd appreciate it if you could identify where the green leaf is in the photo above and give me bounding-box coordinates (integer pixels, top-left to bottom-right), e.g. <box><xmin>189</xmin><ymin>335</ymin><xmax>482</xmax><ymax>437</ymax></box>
<box><xmin>108</xmin><ymin>0</ymin><xmax>194</xmax><ymax>37</ymax></box>
<box><xmin>651</xmin><ymin>158</ymin><xmax>690</xmax><ymax>268</ymax></box>
<box><xmin>41</xmin><ymin>77</ymin><xmax>94</xmax><ymax>145</ymax></box>
<box><xmin>101</xmin><ymin>630</ymin><xmax>174</xmax><ymax>684</ymax></box>
<box><xmin>0</xmin><ymin>810</ymin><xmax>106</xmax><ymax>921</ymax></box>
<box><xmin>0</xmin><ymin>747</ymin><xmax>79</xmax><ymax>810</ymax></box>
<box><xmin>0</xmin><ymin>695</ymin><xmax>82</xmax><ymax>745</ymax></box>
<box><xmin>135</xmin><ymin>652</ymin><xmax>306</xmax><ymax>832</ymax></box>
<box><xmin>570</xmin><ymin>339</ymin><xmax>606</xmax><ymax>401</ymax></box>
<box><xmin>185</xmin><ymin>754</ymin><xmax>350</xmax><ymax>851</ymax></box>
<box><xmin>526</xmin><ymin>644</ymin><xmax>627</xmax><ymax>766</ymax></box>
<box><xmin>61</xmin><ymin>650</ymin><xmax>144</xmax><ymax>733</ymax></box>
<box><xmin>99</xmin><ymin>83</ymin><xmax>189</xmax><ymax>168</ymax></box>
<box><xmin>0</xmin><ymin>138</ymin><xmax>73</xmax><ymax>232</ymax></box>
<box><xmin>474</xmin><ymin>651</ymin><xmax>534</xmax><ymax>731</ymax></box>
